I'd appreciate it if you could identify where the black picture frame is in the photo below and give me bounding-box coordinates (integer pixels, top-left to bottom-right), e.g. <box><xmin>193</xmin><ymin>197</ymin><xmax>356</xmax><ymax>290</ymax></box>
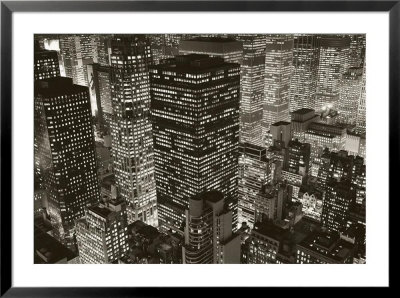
<box><xmin>0</xmin><ymin>0</ymin><xmax>394</xmax><ymax>295</ymax></box>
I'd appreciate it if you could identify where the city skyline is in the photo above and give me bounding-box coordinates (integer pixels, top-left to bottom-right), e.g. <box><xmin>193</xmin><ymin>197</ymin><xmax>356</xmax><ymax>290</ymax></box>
<box><xmin>34</xmin><ymin>33</ymin><xmax>366</xmax><ymax>264</ymax></box>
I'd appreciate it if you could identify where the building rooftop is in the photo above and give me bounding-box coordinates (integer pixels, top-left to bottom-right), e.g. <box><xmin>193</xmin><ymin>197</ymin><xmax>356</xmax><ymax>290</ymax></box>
<box><xmin>34</xmin><ymin>230</ymin><xmax>77</xmax><ymax>264</ymax></box>
<box><xmin>35</xmin><ymin>77</ymin><xmax>88</xmax><ymax>97</ymax></box>
<box><xmin>271</xmin><ymin>121</ymin><xmax>291</xmax><ymax>127</ymax></box>
<box><xmin>151</xmin><ymin>54</ymin><xmax>240</xmax><ymax>73</ymax></box>
<box><xmin>200</xmin><ymin>190</ymin><xmax>224</xmax><ymax>204</ymax></box>
<box><xmin>298</xmin><ymin>231</ymin><xmax>355</xmax><ymax>263</ymax></box>
<box><xmin>291</xmin><ymin>108</ymin><xmax>315</xmax><ymax>115</ymax></box>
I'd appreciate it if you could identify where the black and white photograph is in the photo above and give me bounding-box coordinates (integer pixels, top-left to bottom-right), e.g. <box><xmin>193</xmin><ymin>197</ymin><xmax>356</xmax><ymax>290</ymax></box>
<box><xmin>33</xmin><ymin>33</ymin><xmax>367</xmax><ymax>265</ymax></box>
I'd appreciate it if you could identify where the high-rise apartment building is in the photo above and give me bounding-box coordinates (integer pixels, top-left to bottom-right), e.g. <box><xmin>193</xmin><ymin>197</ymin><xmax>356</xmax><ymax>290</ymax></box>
<box><xmin>150</xmin><ymin>54</ymin><xmax>240</xmax><ymax>235</ymax></box>
<box><xmin>263</xmin><ymin>36</ymin><xmax>294</xmax><ymax>135</ymax></box>
<box><xmin>289</xmin><ymin>35</ymin><xmax>319</xmax><ymax>111</ymax></box>
<box><xmin>109</xmin><ymin>35</ymin><xmax>158</xmax><ymax>227</ymax></box>
<box><xmin>315</xmin><ymin>37</ymin><xmax>350</xmax><ymax>112</ymax></box>
<box><xmin>76</xmin><ymin>199</ymin><xmax>129</xmax><ymax>264</ymax></box>
<box><xmin>34</xmin><ymin>77</ymin><xmax>100</xmax><ymax>249</ymax></box>
<box><xmin>238</xmin><ymin>143</ymin><xmax>273</xmax><ymax>229</ymax></box>
<box><xmin>182</xmin><ymin>191</ymin><xmax>240</xmax><ymax>264</ymax></box>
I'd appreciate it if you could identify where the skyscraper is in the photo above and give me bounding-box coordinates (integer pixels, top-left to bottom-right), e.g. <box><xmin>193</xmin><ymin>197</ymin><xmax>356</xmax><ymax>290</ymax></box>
<box><xmin>338</xmin><ymin>67</ymin><xmax>363</xmax><ymax>125</ymax></box>
<box><xmin>263</xmin><ymin>36</ymin><xmax>294</xmax><ymax>135</ymax></box>
<box><xmin>150</xmin><ymin>54</ymin><xmax>240</xmax><ymax>235</ymax></box>
<box><xmin>322</xmin><ymin>179</ymin><xmax>356</xmax><ymax>232</ymax></box>
<box><xmin>76</xmin><ymin>198</ymin><xmax>129</xmax><ymax>264</ymax></box>
<box><xmin>86</xmin><ymin>63</ymin><xmax>112</xmax><ymax>130</ymax></box>
<box><xmin>34</xmin><ymin>77</ymin><xmax>100</xmax><ymax>249</ymax></box>
<box><xmin>289</xmin><ymin>35</ymin><xmax>319</xmax><ymax>111</ymax></box>
<box><xmin>60</xmin><ymin>34</ymin><xmax>99</xmax><ymax>87</ymax></box>
<box><xmin>315</xmin><ymin>37</ymin><xmax>350</xmax><ymax>112</ymax></box>
<box><xmin>236</xmin><ymin>35</ymin><xmax>266</xmax><ymax>146</ymax></box>
<box><xmin>109</xmin><ymin>35</ymin><xmax>158</xmax><ymax>227</ymax></box>
<box><xmin>34</xmin><ymin>48</ymin><xmax>61</xmax><ymax>81</ymax></box>
<box><xmin>238</xmin><ymin>143</ymin><xmax>273</xmax><ymax>229</ymax></box>
<box><xmin>356</xmin><ymin>63</ymin><xmax>366</xmax><ymax>133</ymax></box>
<box><xmin>182</xmin><ymin>191</ymin><xmax>240</xmax><ymax>264</ymax></box>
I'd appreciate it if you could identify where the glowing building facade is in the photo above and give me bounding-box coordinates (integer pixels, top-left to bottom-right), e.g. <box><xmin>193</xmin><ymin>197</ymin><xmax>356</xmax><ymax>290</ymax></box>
<box><xmin>338</xmin><ymin>67</ymin><xmax>363</xmax><ymax>125</ymax></box>
<box><xmin>315</xmin><ymin>37</ymin><xmax>350</xmax><ymax>112</ymax></box>
<box><xmin>34</xmin><ymin>77</ymin><xmax>100</xmax><ymax>249</ymax></box>
<box><xmin>263</xmin><ymin>36</ymin><xmax>294</xmax><ymax>135</ymax></box>
<box><xmin>109</xmin><ymin>35</ymin><xmax>158</xmax><ymax>226</ymax></box>
<box><xmin>182</xmin><ymin>191</ymin><xmax>240</xmax><ymax>264</ymax></box>
<box><xmin>236</xmin><ymin>35</ymin><xmax>266</xmax><ymax>146</ymax></box>
<box><xmin>76</xmin><ymin>199</ymin><xmax>129</xmax><ymax>264</ymax></box>
<box><xmin>238</xmin><ymin>143</ymin><xmax>273</xmax><ymax>229</ymax></box>
<box><xmin>150</xmin><ymin>54</ymin><xmax>240</xmax><ymax>235</ymax></box>
<box><xmin>289</xmin><ymin>35</ymin><xmax>319</xmax><ymax>112</ymax></box>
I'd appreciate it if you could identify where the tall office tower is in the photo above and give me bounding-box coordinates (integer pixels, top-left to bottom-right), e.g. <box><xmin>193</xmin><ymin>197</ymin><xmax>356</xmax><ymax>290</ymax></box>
<box><xmin>34</xmin><ymin>48</ymin><xmax>61</xmax><ymax>81</ymax></box>
<box><xmin>76</xmin><ymin>199</ymin><xmax>129</xmax><ymax>264</ymax></box>
<box><xmin>236</xmin><ymin>35</ymin><xmax>266</xmax><ymax>146</ymax></box>
<box><xmin>179</xmin><ymin>37</ymin><xmax>243</xmax><ymax>64</ymax></box>
<box><xmin>338</xmin><ymin>67</ymin><xmax>363</xmax><ymax>125</ymax></box>
<box><xmin>109</xmin><ymin>35</ymin><xmax>158</xmax><ymax>227</ymax></box>
<box><xmin>59</xmin><ymin>34</ymin><xmax>99</xmax><ymax>87</ymax></box>
<box><xmin>262</xmin><ymin>36</ymin><xmax>294</xmax><ymax>135</ymax></box>
<box><xmin>34</xmin><ymin>77</ymin><xmax>100</xmax><ymax>249</ymax></box>
<box><xmin>296</xmin><ymin>231</ymin><xmax>355</xmax><ymax>264</ymax></box>
<box><xmin>86</xmin><ymin>63</ymin><xmax>112</xmax><ymax>130</ymax></box>
<box><xmin>304</xmin><ymin>122</ymin><xmax>347</xmax><ymax>177</ymax></box>
<box><xmin>34</xmin><ymin>46</ymin><xmax>61</xmax><ymax>189</ymax></box>
<box><xmin>238</xmin><ymin>143</ymin><xmax>273</xmax><ymax>229</ymax></box>
<box><xmin>289</xmin><ymin>35</ymin><xmax>319</xmax><ymax>112</ymax></box>
<box><xmin>290</xmin><ymin>108</ymin><xmax>319</xmax><ymax>142</ymax></box>
<box><xmin>349</xmin><ymin>35</ymin><xmax>366</xmax><ymax>68</ymax></box>
<box><xmin>315</xmin><ymin>37</ymin><xmax>350</xmax><ymax>112</ymax></box>
<box><xmin>321</xmin><ymin>178</ymin><xmax>356</xmax><ymax>232</ymax></box>
<box><xmin>97</xmin><ymin>35</ymin><xmax>112</xmax><ymax>66</ymax></box>
<box><xmin>182</xmin><ymin>191</ymin><xmax>240</xmax><ymax>264</ymax></box>
<box><xmin>356</xmin><ymin>63</ymin><xmax>366</xmax><ymax>133</ymax></box>
<box><xmin>150</xmin><ymin>54</ymin><xmax>240</xmax><ymax>235</ymax></box>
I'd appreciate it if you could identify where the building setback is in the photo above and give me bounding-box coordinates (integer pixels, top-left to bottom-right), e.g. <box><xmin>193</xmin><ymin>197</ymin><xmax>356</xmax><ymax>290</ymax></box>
<box><xmin>150</xmin><ymin>54</ymin><xmax>240</xmax><ymax>235</ymax></box>
<box><xmin>34</xmin><ymin>77</ymin><xmax>100</xmax><ymax>249</ymax></box>
<box><xmin>109</xmin><ymin>35</ymin><xmax>158</xmax><ymax>227</ymax></box>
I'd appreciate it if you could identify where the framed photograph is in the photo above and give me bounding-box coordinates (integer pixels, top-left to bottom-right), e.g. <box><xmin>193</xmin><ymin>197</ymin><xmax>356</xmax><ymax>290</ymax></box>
<box><xmin>0</xmin><ymin>0</ymin><xmax>393</xmax><ymax>294</ymax></box>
